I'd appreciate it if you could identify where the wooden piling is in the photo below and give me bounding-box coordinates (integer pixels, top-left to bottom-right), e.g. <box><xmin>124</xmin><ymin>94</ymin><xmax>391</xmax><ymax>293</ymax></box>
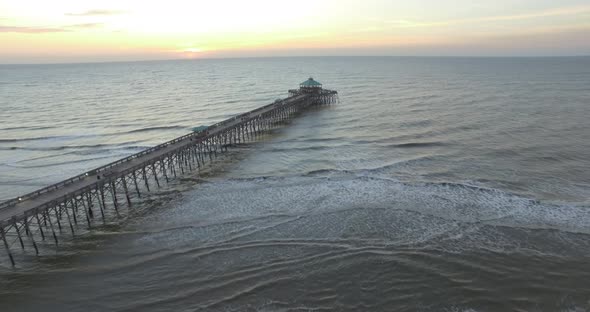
<box><xmin>44</xmin><ymin>210</ymin><xmax>58</xmax><ymax>246</ymax></box>
<box><xmin>70</xmin><ymin>198</ymin><xmax>78</xmax><ymax>225</ymax></box>
<box><xmin>53</xmin><ymin>206</ymin><xmax>62</xmax><ymax>232</ymax></box>
<box><xmin>34</xmin><ymin>212</ymin><xmax>45</xmax><ymax>240</ymax></box>
<box><xmin>62</xmin><ymin>202</ymin><xmax>75</xmax><ymax>236</ymax></box>
<box><xmin>152</xmin><ymin>164</ymin><xmax>161</xmax><ymax>188</ymax></box>
<box><xmin>142</xmin><ymin>167</ymin><xmax>151</xmax><ymax>192</ymax></box>
<box><xmin>23</xmin><ymin>216</ymin><xmax>39</xmax><ymax>255</ymax></box>
<box><xmin>12</xmin><ymin>218</ymin><xmax>24</xmax><ymax>250</ymax></box>
<box><xmin>1</xmin><ymin>226</ymin><xmax>15</xmax><ymax>266</ymax></box>
<box><xmin>132</xmin><ymin>171</ymin><xmax>141</xmax><ymax>197</ymax></box>
<box><xmin>121</xmin><ymin>178</ymin><xmax>131</xmax><ymax>207</ymax></box>
<box><xmin>110</xmin><ymin>182</ymin><xmax>119</xmax><ymax>213</ymax></box>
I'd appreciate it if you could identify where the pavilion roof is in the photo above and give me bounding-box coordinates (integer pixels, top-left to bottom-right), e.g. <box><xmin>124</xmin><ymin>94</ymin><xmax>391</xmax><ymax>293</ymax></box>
<box><xmin>300</xmin><ymin>77</ymin><xmax>322</xmax><ymax>87</ymax></box>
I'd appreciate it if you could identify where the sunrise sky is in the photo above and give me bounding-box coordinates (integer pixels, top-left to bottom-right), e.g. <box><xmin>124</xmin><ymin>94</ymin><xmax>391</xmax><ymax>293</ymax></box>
<box><xmin>1</xmin><ymin>0</ymin><xmax>589</xmax><ymax>63</ymax></box>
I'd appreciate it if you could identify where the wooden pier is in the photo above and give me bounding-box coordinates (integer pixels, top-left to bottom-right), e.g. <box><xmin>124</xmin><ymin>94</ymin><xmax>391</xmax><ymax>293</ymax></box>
<box><xmin>0</xmin><ymin>78</ymin><xmax>338</xmax><ymax>266</ymax></box>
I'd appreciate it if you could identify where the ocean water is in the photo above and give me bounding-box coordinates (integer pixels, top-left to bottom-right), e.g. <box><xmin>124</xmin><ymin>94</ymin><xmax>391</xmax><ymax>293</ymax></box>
<box><xmin>0</xmin><ymin>56</ymin><xmax>589</xmax><ymax>311</ymax></box>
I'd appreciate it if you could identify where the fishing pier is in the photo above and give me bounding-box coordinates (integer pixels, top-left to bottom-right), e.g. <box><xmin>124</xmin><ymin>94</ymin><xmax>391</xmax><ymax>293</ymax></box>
<box><xmin>0</xmin><ymin>78</ymin><xmax>338</xmax><ymax>266</ymax></box>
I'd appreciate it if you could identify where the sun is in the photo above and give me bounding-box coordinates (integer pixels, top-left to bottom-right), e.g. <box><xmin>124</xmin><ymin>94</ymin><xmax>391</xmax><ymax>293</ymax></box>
<box><xmin>177</xmin><ymin>47</ymin><xmax>206</xmax><ymax>59</ymax></box>
<box><xmin>182</xmin><ymin>48</ymin><xmax>202</xmax><ymax>53</ymax></box>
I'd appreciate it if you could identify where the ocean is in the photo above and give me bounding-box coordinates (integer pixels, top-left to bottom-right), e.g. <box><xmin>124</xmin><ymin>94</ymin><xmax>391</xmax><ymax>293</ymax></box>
<box><xmin>0</xmin><ymin>56</ymin><xmax>589</xmax><ymax>311</ymax></box>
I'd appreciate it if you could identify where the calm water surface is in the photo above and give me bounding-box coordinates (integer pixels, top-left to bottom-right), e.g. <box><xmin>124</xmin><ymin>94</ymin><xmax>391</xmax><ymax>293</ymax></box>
<box><xmin>0</xmin><ymin>57</ymin><xmax>589</xmax><ymax>311</ymax></box>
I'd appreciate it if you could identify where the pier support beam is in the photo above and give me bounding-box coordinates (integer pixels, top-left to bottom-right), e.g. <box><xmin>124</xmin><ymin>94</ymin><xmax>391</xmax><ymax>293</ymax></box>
<box><xmin>70</xmin><ymin>199</ymin><xmax>78</xmax><ymax>225</ymax></box>
<box><xmin>23</xmin><ymin>216</ymin><xmax>39</xmax><ymax>255</ymax></box>
<box><xmin>62</xmin><ymin>203</ymin><xmax>75</xmax><ymax>236</ymax></box>
<box><xmin>34</xmin><ymin>212</ymin><xmax>45</xmax><ymax>241</ymax></box>
<box><xmin>52</xmin><ymin>206</ymin><xmax>62</xmax><ymax>233</ymax></box>
<box><xmin>44</xmin><ymin>209</ymin><xmax>58</xmax><ymax>246</ymax></box>
<box><xmin>110</xmin><ymin>182</ymin><xmax>119</xmax><ymax>213</ymax></box>
<box><xmin>1</xmin><ymin>226</ymin><xmax>15</xmax><ymax>266</ymax></box>
<box><xmin>12</xmin><ymin>218</ymin><xmax>25</xmax><ymax>250</ymax></box>
<box><xmin>152</xmin><ymin>164</ymin><xmax>161</xmax><ymax>188</ymax></box>
<box><xmin>142</xmin><ymin>167</ymin><xmax>151</xmax><ymax>192</ymax></box>
<box><xmin>81</xmin><ymin>197</ymin><xmax>92</xmax><ymax>229</ymax></box>
<box><xmin>121</xmin><ymin>178</ymin><xmax>131</xmax><ymax>207</ymax></box>
<box><xmin>161</xmin><ymin>160</ymin><xmax>169</xmax><ymax>183</ymax></box>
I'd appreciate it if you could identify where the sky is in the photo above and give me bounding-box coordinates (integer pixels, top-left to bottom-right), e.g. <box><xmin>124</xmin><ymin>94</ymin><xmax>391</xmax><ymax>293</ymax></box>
<box><xmin>0</xmin><ymin>0</ymin><xmax>589</xmax><ymax>63</ymax></box>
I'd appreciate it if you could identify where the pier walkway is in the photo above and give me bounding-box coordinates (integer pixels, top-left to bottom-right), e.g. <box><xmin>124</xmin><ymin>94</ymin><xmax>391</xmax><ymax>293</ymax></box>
<box><xmin>0</xmin><ymin>78</ymin><xmax>338</xmax><ymax>266</ymax></box>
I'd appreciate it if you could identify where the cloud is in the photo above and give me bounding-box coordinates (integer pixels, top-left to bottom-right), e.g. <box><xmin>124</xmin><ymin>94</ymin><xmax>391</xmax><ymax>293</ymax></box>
<box><xmin>0</xmin><ymin>25</ymin><xmax>67</xmax><ymax>33</ymax></box>
<box><xmin>0</xmin><ymin>23</ymin><xmax>103</xmax><ymax>34</ymax></box>
<box><xmin>384</xmin><ymin>19</ymin><xmax>446</xmax><ymax>28</ymax></box>
<box><xmin>384</xmin><ymin>5</ymin><xmax>590</xmax><ymax>29</ymax></box>
<box><xmin>65</xmin><ymin>9</ymin><xmax>127</xmax><ymax>16</ymax></box>
<box><xmin>67</xmin><ymin>23</ymin><xmax>104</xmax><ymax>29</ymax></box>
<box><xmin>477</xmin><ymin>5</ymin><xmax>590</xmax><ymax>23</ymax></box>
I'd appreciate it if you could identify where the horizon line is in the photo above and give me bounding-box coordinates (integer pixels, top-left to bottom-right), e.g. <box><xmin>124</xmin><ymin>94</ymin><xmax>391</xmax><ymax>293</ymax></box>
<box><xmin>1</xmin><ymin>54</ymin><xmax>589</xmax><ymax>66</ymax></box>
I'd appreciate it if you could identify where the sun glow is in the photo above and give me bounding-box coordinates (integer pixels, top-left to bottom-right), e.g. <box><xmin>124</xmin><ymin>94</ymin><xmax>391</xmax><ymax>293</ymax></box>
<box><xmin>181</xmin><ymin>48</ymin><xmax>202</xmax><ymax>53</ymax></box>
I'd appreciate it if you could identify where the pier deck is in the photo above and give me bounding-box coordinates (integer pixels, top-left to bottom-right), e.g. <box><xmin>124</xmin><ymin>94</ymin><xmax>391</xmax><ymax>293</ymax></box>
<box><xmin>0</xmin><ymin>81</ymin><xmax>338</xmax><ymax>266</ymax></box>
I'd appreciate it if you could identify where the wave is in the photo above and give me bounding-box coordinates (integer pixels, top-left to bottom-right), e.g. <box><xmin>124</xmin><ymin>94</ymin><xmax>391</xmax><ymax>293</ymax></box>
<box><xmin>0</xmin><ymin>141</ymin><xmax>149</xmax><ymax>152</ymax></box>
<box><xmin>398</xmin><ymin>119</ymin><xmax>433</xmax><ymax>128</ymax></box>
<box><xmin>7</xmin><ymin>155</ymin><xmax>117</xmax><ymax>168</ymax></box>
<box><xmin>0</xmin><ymin>126</ymin><xmax>55</xmax><ymax>131</ymax></box>
<box><xmin>304</xmin><ymin>168</ymin><xmax>356</xmax><ymax>176</ymax></box>
<box><xmin>107</xmin><ymin>171</ymin><xmax>590</xmax><ymax>312</ymax></box>
<box><xmin>0</xmin><ymin>125</ymin><xmax>186</xmax><ymax>144</ymax></box>
<box><xmin>0</xmin><ymin>143</ymin><xmax>107</xmax><ymax>151</ymax></box>
<box><xmin>267</xmin><ymin>145</ymin><xmax>335</xmax><ymax>153</ymax></box>
<box><xmin>124</xmin><ymin>125</ymin><xmax>186</xmax><ymax>134</ymax></box>
<box><xmin>386</xmin><ymin>141</ymin><xmax>446</xmax><ymax>148</ymax></box>
<box><xmin>298</xmin><ymin>137</ymin><xmax>347</xmax><ymax>143</ymax></box>
<box><xmin>304</xmin><ymin>156</ymin><xmax>439</xmax><ymax>177</ymax></box>
<box><xmin>0</xmin><ymin>133</ymin><xmax>112</xmax><ymax>144</ymax></box>
<box><xmin>177</xmin><ymin>172</ymin><xmax>590</xmax><ymax>238</ymax></box>
<box><xmin>0</xmin><ymin>136</ymin><xmax>69</xmax><ymax>143</ymax></box>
